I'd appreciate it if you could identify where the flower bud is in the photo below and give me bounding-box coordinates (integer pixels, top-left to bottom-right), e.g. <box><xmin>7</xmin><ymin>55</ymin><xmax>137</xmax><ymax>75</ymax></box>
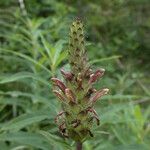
<box><xmin>90</xmin><ymin>88</ymin><xmax>109</xmax><ymax>103</ymax></box>
<box><xmin>51</xmin><ymin>78</ymin><xmax>66</xmax><ymax>93</ymax></box>
<box><xmin>65</xmin><ymin>88</ymin><xmax>76</xmax><ymax>103</ymax></box>
<box><xmin>60</xmin><ymin>68</ymin><xmax>73</xmax><ymax>80</ymax></box>
<box><xmin>52</xmin><ymin>90</ymin><xmax>65</xmax><ymax>102</ymax></box>
<box><xmin>89</xmin><ymin>69</ymin><xmax>105</xmax><ymax>83</ymax></box>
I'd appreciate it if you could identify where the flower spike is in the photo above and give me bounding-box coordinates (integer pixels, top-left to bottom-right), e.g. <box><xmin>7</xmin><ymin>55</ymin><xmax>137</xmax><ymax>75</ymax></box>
<box><xmin>51</xmin><ymin>19</ymin><xmax>109</xmax><ymax>142</ymax></box>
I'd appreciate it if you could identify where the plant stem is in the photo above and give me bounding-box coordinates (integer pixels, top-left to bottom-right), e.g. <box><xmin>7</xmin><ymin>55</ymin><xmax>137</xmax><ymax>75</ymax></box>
<box><xmin>76</xmin><ymin>142</ymin><xmax>82</xmax><ymax>150</ymax></box>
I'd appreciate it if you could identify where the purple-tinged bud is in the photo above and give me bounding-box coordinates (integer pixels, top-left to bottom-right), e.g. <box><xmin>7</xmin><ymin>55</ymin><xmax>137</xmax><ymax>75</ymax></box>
<box><xmin>65</xmin><ymin>88</ymin><xmax>76</xmax><ymax>103</ymax></box>
<box><xmin>71</xmin><ymin>119</ymin><xmax>80</xmax><ymax>128</ymax></box>
<box><xmin>89</xmin><ymin>69</ymin><xmax>105</xmax><ymax>84</ymax></box>
<box><xmin>53</xmin><ymin>90</ymin><xmax>65</xmax><ymax>102</ymax></box>
<box><xmin>87</xmin><ymin>107</ymin><xmax>98</xmax><ymax>117</ymax></box>
<box><xmin>89</xmin><ymin>73</ymin><xmax>94</xmax><ymax>82</ymax></box>
<box><xmin>51</xmin><ymin>78</ymin><xmax>66</xmax><ymax>93</ymax></box>
<box><xmin>90</xmin><ymin>88</ymin><xmax>109</xmax><ymax>103</ymax></box>
<box><xmin>86</xmin><ymin>88</ymin><xmax>97</xmax><ymax>98</ymax></box>
<box><xmin>60</xmin><ymin>68</ymin><xmax>73</xmax><ymax>80</ymax></box>
<box><xmin>86</xmin><ymin>69</ymin><xmax>92</xmax><ymax>77</ymax></box>
<box><xmin>55</xmin><ymin>111</ymin><xmax>65</xmax><ymax>124</ymax></box>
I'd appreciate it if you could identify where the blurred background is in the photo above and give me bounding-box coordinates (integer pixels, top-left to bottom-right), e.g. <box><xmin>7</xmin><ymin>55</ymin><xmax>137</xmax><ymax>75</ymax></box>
<box><xmin>0</xmin><ymin>0</ymin><xmax>150</xmax><ymax>150</ymax></box>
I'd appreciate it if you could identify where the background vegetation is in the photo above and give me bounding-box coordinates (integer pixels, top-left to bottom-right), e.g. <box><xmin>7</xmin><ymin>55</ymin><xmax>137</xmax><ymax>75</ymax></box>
<box><xmin>0</xmin><ymin>0</ymin><xmax>150</xmax><ymax>149</ymax></box>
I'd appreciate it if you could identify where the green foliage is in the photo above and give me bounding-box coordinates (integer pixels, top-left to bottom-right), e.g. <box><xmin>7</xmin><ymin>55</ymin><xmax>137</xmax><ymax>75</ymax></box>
<box><xmin>0</xmin><ymin>0</ymin><xmax>149</xmax><ymax>150</ymax></box>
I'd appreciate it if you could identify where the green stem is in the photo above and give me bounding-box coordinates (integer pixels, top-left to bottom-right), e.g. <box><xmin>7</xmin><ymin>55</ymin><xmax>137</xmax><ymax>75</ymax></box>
<box><xmin>76</xmin><ymin>142</ymin><xmax>82</xmax><ymax>150</ymax></box>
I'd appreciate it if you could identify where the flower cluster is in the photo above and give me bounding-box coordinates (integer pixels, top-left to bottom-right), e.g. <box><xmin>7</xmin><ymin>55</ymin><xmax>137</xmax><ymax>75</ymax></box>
<box><xmin>51</xmin><ymin>18</ymin><xmax>109</xmax><ymax>142</ymax></box>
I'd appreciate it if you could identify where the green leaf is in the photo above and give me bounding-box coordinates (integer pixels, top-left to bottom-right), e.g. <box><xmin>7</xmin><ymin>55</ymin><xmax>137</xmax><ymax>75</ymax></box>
<box><xmin>40</xmin><ymin>34</ymin><xmax>53</xmax><ymax>62</ymax></box>
<box><xmin>101</xmin><ymin>94</ymin><xmax>144</xmax><ymax>100</ymax></box>
<box><xmin>0</xmin><ymin>131</ymin><xmax>53</xmax><ymax>150</ymax></box>
<box><xmin>111</xmin><ymin>127</ymin><xmax>126</xmax><ymax>144</ymax></box>
<box><xmin>39</xmin><ymin>130</ymin><xmax>71</xmax><ymax>150</ymax></box>
<box><xmin>1</xmin><ymin>110</ymin><xmax>52</xmax><ymax>131</ymax></box>
<box><xmin>0</xmin><ymin>48</ymin><xmax>51</xmax><ymax>74</ymax></box>
<box><xmin>54</xmin><ymin>50</ymin><xmax>67</xmax><ymax>68</ymax></box>
<box><xmin>0</xmin><ymin>97</ymin><xmax>27</xmax><ymax>109</ymax></box>
<box><xmin>112</xmin><ymin>144</ymin><xmax>149</xmax><ymax>150</ymax></box>
<box><xmin>84</xmin><ymin>141</ymin><xmax>93</xmax><ymax>150</ymax></box>
<box><xmin>90</xmin><ymin>55</ymin><xmax>122</xmax><ymax>64</ymax></box>
<box><xmin>53</xmin><ymin>40</ymin><xmax>66</xmax><ymax>65</ymax></box>
<box><xmin>0</xmin><ymin>72</ymin><xmax>50</xmax><ymax>87</ymax></box>
<box><xmin>133</xmin><ymin>105</ymin><xmax>144</xmax><ymax>129</ymax></box>
<box><xmin>0</xmin><ymin>90</ymin><xmax>56</xmax><ymax>109</ymax></box>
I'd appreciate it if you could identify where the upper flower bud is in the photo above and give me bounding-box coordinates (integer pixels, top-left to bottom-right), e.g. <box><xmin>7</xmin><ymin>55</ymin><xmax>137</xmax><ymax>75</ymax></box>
<box><xmin>89</xmin><ymin>69</ymin><xmax>105</xmax><ymax>84</ymax></box>
<box><xmin>68</xmin><ymin>19</ymin><xmax>90</xmax><ymax>77</ymax></box>
<box><xmin>60</xmin><ymin>68</ymin><xmax>73</xmax><ymax>80</ymax></box>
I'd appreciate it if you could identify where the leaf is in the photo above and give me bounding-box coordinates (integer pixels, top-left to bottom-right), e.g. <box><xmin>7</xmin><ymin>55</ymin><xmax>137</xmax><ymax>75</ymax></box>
<box><xmin>0</xmin><ymin>90</ymin><xmax>56</xmax><ymax>109</ymax></box>
<box><xmin>53</xmin><ymin>40</ymin><xmax>66</xmax><ymax>65</ymax></box>
<box><xmin>39</xmin><ymin>130</ymin><xmax>71</xmax><ymax>150</ymax></box>
<box><xmin>0</xmin><ymin>131</ymin><xmax>53</xmax><ymax>150</ymax></box>
<box><xmin>101</xmin><ymin>94</ymin><xmax>143</xmax><ymax>100</ymax></box>
<box><xmin>133</xmin><ymin>105</ymin><xmax>144</xmax><ymax>129</ymax></box>
<box><xmin>137</xmin><ymin>79</ymin><xmax>150</xmax><ymax>96</ymax></box>
<box><xmin>95</xmin><ymin>103</ymin><xmax>131</xmax><ymax>126</ymax></box>
<box><xmin>0</xmin><ymin>72</ymin><xmax>51</xmax><ymax>87</ymax></box>
<box><xmin>40</xmin><ymin>34</ymin><xmax>53</xmax><ymax>62</ymax></box>
<box><xmin>11</xmin><ymin>146</ymin><xmax>28</xmax><ymax>150</ymax></box>
<box><xmin>1</xmin><ymin>110</ymin><xmax>52</xmax><ymax>131</ymax></box>
<box><xmin>0</xmin><ymin>48</ymin><xmax>51</xmax><ymax>74</ymax></box>
<box><xmin>0</xmin><ymin>97</ymin><xmax>27</xmax><ymax>109</ymax></box>
<box><xmin>111</xmin><ymin>127</ymin><xmax>126</xmax><ymax>144</ymax></box>
<box><xmin>112</xmin><ymin>144</ymin><xmax>149</xmax><ymax>150</ymax></box>
<box><xmin>83</xmin><ymin>141</ymin><xmax>93</xmax><ymax>150</ymax></box>
<box><xmin>54</xmin><ymin>50</ymin><xmax>67</xmax><ymax>68</ymax></box>
<box><xmin>90</xmin><ymin>55</ymin><xmax>122</xmax><ymax>64</ymax></box>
